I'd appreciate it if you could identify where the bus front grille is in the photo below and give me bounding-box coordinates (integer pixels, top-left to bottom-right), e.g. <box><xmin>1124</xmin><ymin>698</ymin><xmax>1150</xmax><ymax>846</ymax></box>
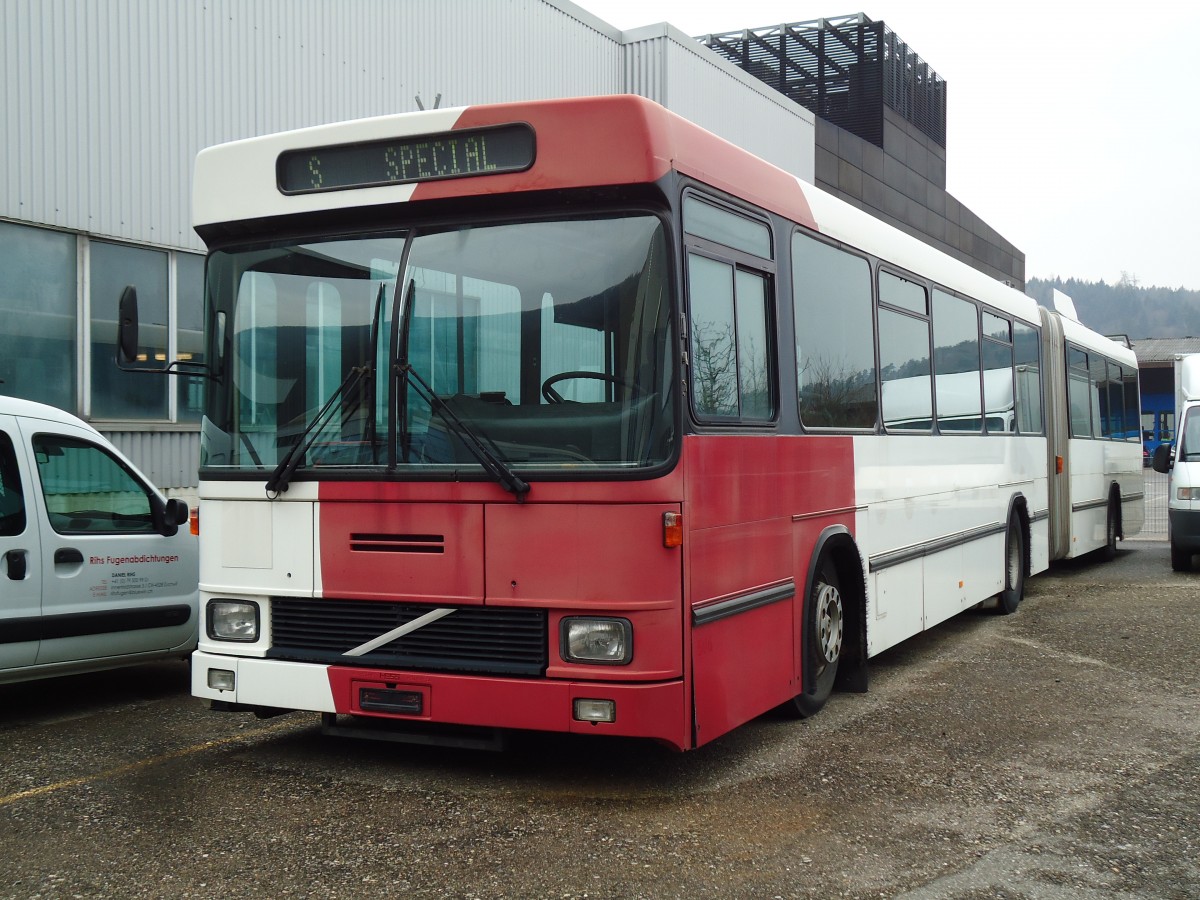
<box><xmin>268</xmin><ymin>598</ymin><xmax>548</xmax><ymax>677</ymax></box>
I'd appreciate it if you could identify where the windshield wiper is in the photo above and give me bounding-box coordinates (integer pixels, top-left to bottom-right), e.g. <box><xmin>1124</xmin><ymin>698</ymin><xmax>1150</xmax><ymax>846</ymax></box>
<box><xmin>266</xmin><ymin>282</ymin><xmax>389</xmax><ymax>495</ymax></box>
<box><xmin>395</xmin><ymin>361</ymin><xmax>530</xmax><ymax>501</ymax></box>
<box><xmin>266</xmin><ymin>363</ymin><xmax>371</xmax><ymax>496</ymax></box>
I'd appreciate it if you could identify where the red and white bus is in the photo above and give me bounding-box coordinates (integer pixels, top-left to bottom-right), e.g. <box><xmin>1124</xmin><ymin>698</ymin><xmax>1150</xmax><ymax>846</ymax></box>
<box><xmin>175</xmin><ymin>95</ymin><xmax>1141</xmax><ymax>751</ymax></box>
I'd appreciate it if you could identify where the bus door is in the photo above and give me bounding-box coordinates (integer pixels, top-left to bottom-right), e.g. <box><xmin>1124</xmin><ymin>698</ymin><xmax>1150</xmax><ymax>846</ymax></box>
<box><xmin>0</xmin><ymin>419</ymin><xmax>39</xmax><ymax>669</ymax></box>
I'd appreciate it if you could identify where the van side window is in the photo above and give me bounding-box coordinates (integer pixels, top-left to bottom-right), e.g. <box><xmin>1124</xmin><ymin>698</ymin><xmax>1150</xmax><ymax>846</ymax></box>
<box><xmin>0</xmin><ymin>431</ymin><xmax>26</xmax><ymax>536</ymax></box>
<box><xmin>32</xmin><ymin>435</ymin><xmax>156</xmax><ymax>534</ymax></box>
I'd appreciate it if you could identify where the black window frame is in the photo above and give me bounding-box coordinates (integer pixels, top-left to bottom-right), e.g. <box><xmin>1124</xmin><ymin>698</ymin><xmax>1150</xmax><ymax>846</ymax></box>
<box><xmin>682</xmin><ymin>191</ymin><xmax>779</xmax><ymax>426</ymax></box>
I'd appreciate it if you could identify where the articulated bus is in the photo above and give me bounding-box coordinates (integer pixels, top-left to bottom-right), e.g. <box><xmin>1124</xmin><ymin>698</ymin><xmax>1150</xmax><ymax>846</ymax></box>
<box><xmin>165</xmin><ymin>95</ymin><xmax>1141</xmax><ymax>751</ymax></box>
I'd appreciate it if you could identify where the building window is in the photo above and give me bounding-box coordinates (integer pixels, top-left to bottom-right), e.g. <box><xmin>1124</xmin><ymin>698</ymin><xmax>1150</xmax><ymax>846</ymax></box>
<box><xmin>0</xmin><ymin>221</ymin><xmax>77</xmax><ymax>410</ymax></box>
<box><xmin>90</xmin><ymin>241</ymin><xmax>169</xmax><ymax>419</ymax></box>
<box><xmin>177</xmin><ymin>252</ymin><xmax>206</xmax><ymax>422</ymax></box>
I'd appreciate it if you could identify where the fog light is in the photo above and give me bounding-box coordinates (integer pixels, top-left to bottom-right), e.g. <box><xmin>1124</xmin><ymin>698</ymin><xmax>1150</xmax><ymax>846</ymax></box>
<box><xmin>208</xmin><ymin>600</ymin><xmax>260</xmax><ymax>642</ymax></box>
<box><xmin>207</xmin><ymin>668</ymin><xmax>236</xmax><ymax>692</ymax></box>
<box><xmin>574</xmin><ymin>698</ymin><xmax>616</xmax><ymax>723</ymax></box>
<box><xmin>561</xmin><ymin>617</ymin><xmax>632</xmax><ymax>665</ymax></box>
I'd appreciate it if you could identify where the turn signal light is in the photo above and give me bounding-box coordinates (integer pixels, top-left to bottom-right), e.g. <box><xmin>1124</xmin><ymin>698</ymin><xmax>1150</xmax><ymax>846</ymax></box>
<box><xmin>663</xmin><ymin>512</ymin><xmax>683</xmax><ymax>548</ymax></box>
<box><xmin>190</xmin><ymin>507</ymin><xmax>200</xmax><ymax>536</ymax></box>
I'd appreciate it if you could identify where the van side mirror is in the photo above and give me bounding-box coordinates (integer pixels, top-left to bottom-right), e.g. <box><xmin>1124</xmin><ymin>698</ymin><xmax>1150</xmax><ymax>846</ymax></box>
<box><xmin>153</xmin><ymin>497</ymin><xmax>189</xmax><ymax>537</ymax></box>
<box><xmin>1152</xmin><ymin>443</ymin><xmax>1173</xmax><ymax>474</ymax></box>
<box><xmin>118</xmin><ymin>285</ymin><xmax>140</xmax><ymax>365</ymax></box>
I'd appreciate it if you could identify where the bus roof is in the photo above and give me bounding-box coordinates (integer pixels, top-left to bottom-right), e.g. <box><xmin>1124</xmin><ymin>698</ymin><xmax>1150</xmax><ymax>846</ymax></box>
<box><xmin>1058</xmin><ymin>311</ymin><xmax>1139</xmax><ymax>368</ymax></box>
<box><xmin>193</xmin><ymin>94</ymin><xmax>815</xmax><ymax>233</ymax></box>
<box><xmin>193</xmin><ymin>94</ymin><xmax>1041</xmax><ymax>328</ymax></box>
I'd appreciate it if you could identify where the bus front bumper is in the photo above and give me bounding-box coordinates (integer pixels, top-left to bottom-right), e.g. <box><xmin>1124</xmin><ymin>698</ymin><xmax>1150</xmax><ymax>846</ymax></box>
<box><xmin>192</xmin><ymin>651</ymin><xmax>690</xmax><ymax>749</ymax></box>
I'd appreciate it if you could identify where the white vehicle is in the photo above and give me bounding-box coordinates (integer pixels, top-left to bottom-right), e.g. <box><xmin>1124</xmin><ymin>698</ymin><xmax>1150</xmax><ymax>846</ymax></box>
<box><xmin>0</xmin><ymin>397</ymin><xmax>198</xmax><ymax>683</ymax></box>
<box><xmin>1039</xmin><ymin>307</ymin><xmax>1144</xmax><ymax>563</ymax></box>
<box><xmin>1152</xmin><ymin>353</ymin><xmax>1200</xmax><ymax>570</ymax></box>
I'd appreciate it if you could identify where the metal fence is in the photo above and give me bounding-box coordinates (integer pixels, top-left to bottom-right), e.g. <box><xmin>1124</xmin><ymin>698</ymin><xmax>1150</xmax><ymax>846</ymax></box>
<box><xmin>1140</xmin><ymin>467</ymin><xmax>1168</xmax><ymax>539</ymax></box>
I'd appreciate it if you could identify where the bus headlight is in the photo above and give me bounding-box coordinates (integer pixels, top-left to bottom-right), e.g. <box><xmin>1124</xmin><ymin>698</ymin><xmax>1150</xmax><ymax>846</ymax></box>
<box><xmin>1178</xmin><ymin>487</ymin><xmax>1200</xmax><ymax>501</ymax></box>
<box><xmin>560</xmin><ymin>617</ymin><xmax>632</xmax><ymax>665</ymax></box>
<box><xmin>208</xmin><ymin>600</ymin><xmax>260</xmax><ymax>642</ymax></box>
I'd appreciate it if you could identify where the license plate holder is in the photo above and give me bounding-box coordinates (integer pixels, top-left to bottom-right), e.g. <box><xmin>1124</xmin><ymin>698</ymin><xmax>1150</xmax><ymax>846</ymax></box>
<box><xmin>358</xmin><ymin>686</ymin><xmax>424</xmax><ymax>715</ymax></box>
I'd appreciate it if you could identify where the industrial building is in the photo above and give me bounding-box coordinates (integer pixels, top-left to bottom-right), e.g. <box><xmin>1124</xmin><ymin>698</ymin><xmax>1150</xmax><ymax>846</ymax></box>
<box><xmin>0</xmin><ymin>0</ymin><xmax>1023</xmax><ymax>495</ymax></box>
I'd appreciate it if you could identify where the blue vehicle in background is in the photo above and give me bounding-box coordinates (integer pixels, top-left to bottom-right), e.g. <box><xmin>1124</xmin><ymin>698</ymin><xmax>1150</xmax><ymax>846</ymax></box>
<box><xmin>1142</xmin><ymin>390</ymin><xmax>1174</xmax><ymax>466</ymax></box>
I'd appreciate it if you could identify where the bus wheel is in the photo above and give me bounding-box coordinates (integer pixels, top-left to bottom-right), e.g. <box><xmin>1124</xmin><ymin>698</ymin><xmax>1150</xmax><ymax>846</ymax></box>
<box><xmin>996</xmin><ymin>515</ymin><xmax>1026</xmax><ymax>615</ymax></box>
<box><xmin>787</xmin><ymin>557</ymin><xmax>843</xmax><ymax>718</ymax></box>
<box><xmin>1101</xmin><ymin>495</ymin><xmax>1119</xmax><ymax>561</ymax></box>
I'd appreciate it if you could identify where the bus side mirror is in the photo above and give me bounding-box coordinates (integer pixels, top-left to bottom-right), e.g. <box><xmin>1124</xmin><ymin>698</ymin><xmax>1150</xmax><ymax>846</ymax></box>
<box><xmin>117</xmin><ymin>285</ymin><xmax>140</xmax><ymax>365</ymax></box>
<box><xmin>116</xmin><ymin>285</ymin><xmax>216</xmax><ymax>382</ymax></box>
<box><xmin>1152</xmin><ymin>443</ymin><xmax>1173</xmax><ymax>474</ymax></box>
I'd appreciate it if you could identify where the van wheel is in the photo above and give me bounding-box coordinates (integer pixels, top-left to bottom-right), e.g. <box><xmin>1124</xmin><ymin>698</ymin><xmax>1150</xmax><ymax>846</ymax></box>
<box><xmin>1171</xmin><ymin>541</ymin><xmax>1191</xmax><ymax>572</ymax></box>
<box><xmin>1101</xmin><ymin>495</ymin><xmax>1119</xmax><ymax>561</ymax></box>
<box><xmin>783</xmin><ymin>557</ymin><xmax>843</xmax><ymax>718</ymax></box>
<box><xmin>996</xmin><ymin>514</ymin><xmax>1026</xmax><ymax>615</ymax></box>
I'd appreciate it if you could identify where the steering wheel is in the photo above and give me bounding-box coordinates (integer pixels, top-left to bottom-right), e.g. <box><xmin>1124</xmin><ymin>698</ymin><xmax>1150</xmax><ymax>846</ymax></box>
<box><xmin>541</xmin><ymin>371</ymin><xmax>638</xmax><ymax>404</ymax></box>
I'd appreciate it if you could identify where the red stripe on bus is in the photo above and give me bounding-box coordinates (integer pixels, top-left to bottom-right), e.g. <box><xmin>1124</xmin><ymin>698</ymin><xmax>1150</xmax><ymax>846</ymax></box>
<box><xmin>411</xmin><ymin>96</ymin><xmax>818</xmax><ymax>231</ymax></box>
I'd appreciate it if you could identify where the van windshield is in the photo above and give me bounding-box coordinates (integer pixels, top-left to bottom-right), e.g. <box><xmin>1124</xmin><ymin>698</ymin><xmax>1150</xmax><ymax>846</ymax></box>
<box><xmin>1180</xmin><ymin>408</ymin><xmax>1200</xmax><ymax>463</ymax></box>
<box><xmin>200</xmin><ymin>214</ymin><xmax>676</xmax><ymax>479</ymax></box>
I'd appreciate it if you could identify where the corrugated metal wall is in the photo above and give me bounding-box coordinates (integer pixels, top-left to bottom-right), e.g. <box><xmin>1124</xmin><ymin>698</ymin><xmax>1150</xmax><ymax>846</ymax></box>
<box><xmin>2</xmin><ymin>0</ymin><xmax>816</xmax><ymax>490</ymax></box>
<box><xmin>623</xmin><ymin>26</ymin><xmax>815</xmax><ymax>181</ymax></box>
<box><xmin>102</xmin><ymin>428</ymin><xmax>200</xmax><ymax>492</ymax></box>
<box><xmin>2</xmin><ymin>1</ymin><xmax>814</xmax><ymax>254</ymax></box>
<box><xmin>1</xmin><ymin>0</ymin><xmax>626</xmax><ymax>253</ymax></box>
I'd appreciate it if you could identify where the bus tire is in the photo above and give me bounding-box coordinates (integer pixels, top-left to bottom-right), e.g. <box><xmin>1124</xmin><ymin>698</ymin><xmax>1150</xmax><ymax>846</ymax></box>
<box><xmin>996</xmin><ymin>513</ymin><xmax>1026</xmax><ymax>615</ymax></box>
<box><xmin>786</xmin><ymin>556</ymin><xmax>843</xmax><ymax>718</ymax></box>
<box><xmin>1101</xmin><ymin>494</ymin><xmax>1119</xmax><ymax>561</ymax></box>
<box><xmin>1171</xmin><ymin>541</ymin><xmax>1191</xmax><ymax>572</ymax></box>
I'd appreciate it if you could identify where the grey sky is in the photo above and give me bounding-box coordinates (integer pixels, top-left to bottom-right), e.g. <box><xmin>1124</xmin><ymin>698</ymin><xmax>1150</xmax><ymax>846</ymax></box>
<box><xmin>578</xmin><ymin>0</ymin><xmax>1200</xmax><ymax>291</ymax></box>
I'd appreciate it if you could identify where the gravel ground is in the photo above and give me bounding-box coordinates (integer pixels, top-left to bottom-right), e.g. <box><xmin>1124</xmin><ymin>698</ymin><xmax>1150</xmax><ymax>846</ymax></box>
<box><xmin>1</xmin><ymin>538</ymin><xmax>1196</xmax><ymax>899</ymax></box>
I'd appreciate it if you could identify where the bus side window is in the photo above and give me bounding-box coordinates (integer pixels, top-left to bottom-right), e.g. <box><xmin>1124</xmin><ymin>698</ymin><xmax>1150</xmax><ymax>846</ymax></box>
<box><xmin>879</xmin><ymin>271</ymin><xmax>931</xmax><ymax>431</ymax></box>
<box><xmin>933</xmin><ymin>290</ymin><xmax>982</xmax><ymax>433</ymax></box>
<box><xmin>1088</xmin><ymin>353</ymin><xmax>1107</xmax><ymax>439</ymax></box>
<box><xmin>1067</xmin><ymin>347</ymin><xmax>1093</xmax><ymax>438</ymax></box>
<box><xmin>683</xmin><ymin>195</ymin><xmax>776</xmax><ymax>423</ymax></box>
<box><xmin>791</xmin><ymin>231</ymin><xmax>876</xmax><ymax>429</ymax></box>
<box><xmin>0</xmin><ymin>431</ymin><xmax>26</xmax><ymax>536</ymax></box>
<box><xmin>1105</xmin><ymin>360</ymin><xmax>1125</xmax><ymax>439</ymax></box>
<box><xmin>1014</xmin><ymin>321</ymin><xmax>1043</xmax><ymax>434</ymax></box>
<box><xmin>686</xmin><ymin>254</ymin><xmax>775</xmax><ymax>420</ymax></box>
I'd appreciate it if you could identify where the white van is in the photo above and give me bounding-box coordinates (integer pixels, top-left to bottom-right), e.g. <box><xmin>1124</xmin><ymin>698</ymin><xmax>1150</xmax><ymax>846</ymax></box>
<box><xmin>0</xmin><ymin>397</ymin><xmax>198</xmax><ymax>683</ymax></box>
<box><xmin>1152</xmin><ymin>353</ymin><xmax>1200</xmax><ymax>571</ymax></box>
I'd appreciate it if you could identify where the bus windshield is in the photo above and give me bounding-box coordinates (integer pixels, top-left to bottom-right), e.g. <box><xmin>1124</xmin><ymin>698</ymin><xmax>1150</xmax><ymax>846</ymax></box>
<box><xmin>201</xmin><ymin>214</ymin><xmax>676</xmax><ymax>479</ymax></box>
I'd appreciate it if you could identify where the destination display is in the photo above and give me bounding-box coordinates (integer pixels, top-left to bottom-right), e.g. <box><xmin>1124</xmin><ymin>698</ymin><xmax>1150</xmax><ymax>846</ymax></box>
<box><xmin>277</xmin><ymin>123</ymin><xmax>535</xmax><ymax>194</ymax></box>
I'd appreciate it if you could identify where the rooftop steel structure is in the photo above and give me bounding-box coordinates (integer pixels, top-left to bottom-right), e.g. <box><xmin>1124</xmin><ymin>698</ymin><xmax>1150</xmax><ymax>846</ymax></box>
<box><xmin>701</xmin><ymin>13</ymin><xmax>947</xmax><ymax>149</ymax></box>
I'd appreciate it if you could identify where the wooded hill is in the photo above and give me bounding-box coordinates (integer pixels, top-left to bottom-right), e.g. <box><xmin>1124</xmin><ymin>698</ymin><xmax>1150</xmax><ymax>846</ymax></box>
<box><xmin>1025</xmin><ymin>275</ymin><xmax>1200</xmax><ymax>340</ymax></box>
